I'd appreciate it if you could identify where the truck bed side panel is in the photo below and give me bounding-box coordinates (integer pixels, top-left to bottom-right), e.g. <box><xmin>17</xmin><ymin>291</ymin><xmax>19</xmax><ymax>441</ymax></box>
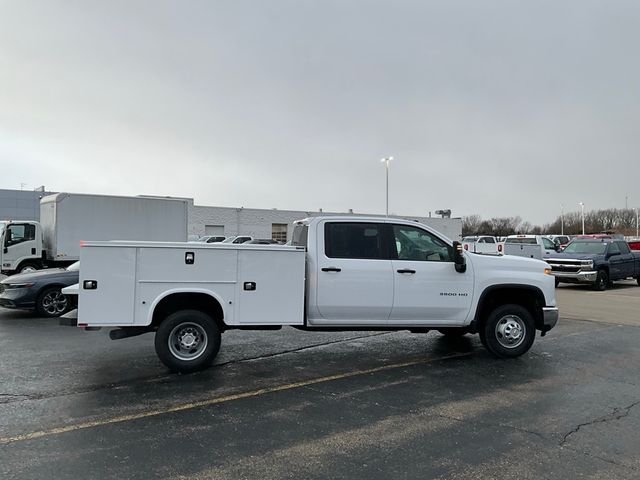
<box><xmin>236</xmin><ymin>249</ymin><xmax>305</xmax><ymax>325</ymax></box>
<box><xmin>134</xmin><ymin>246</ymin><xmax>238</xmax><ymax>326</ymax></box>
<box><xmin>78</xmin><ymin>246</ymin><xmax>137</xmax><ymax>325</ymax></box>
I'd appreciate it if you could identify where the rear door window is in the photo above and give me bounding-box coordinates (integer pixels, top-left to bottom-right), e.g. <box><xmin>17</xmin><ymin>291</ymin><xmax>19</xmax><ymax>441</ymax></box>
<box><xmin>618</xmin><ymin>242</ymin><xmax>631</xmax><ymax>255</ymax></box>
<box><xmin>324</xmin><ymin>223</ymin><xmax>384</xmax><ymax>259</ymax></box>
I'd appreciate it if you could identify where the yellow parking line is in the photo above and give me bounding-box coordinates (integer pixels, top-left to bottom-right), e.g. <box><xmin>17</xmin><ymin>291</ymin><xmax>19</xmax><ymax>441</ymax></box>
<box><xmin>0</xmin><ymin>352</ymin><xmax>470</xmax><ymax>446</ymax></box>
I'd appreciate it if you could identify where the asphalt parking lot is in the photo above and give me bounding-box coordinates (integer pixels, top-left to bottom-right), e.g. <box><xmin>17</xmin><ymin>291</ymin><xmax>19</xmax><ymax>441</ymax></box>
<box><xmin>1</xmin><ymin>281</ymin><xmax>640</xmax><ymax>479</ymax></box>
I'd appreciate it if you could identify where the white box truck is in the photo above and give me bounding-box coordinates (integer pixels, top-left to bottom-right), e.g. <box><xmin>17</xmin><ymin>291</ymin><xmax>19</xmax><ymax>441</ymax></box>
<box><xmin>1</xmin><ymin>193</ymin><xmax>188</xmax><ymax>275</ymax></box>
<box><xmin>62</xmin><ymin>215</ymin><xmax>559</xmax><ymax>373</ymax></box>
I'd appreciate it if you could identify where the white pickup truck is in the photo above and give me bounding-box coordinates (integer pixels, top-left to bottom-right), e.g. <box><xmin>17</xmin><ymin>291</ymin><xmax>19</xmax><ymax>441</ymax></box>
<box><xmin>462</xmin><ymin>236</ymin><xmax>500</xmax><ymax>254</ymax></box>
<box><xmin>63</xmin><ymin>216</ymin><xmax>559</xmax><ymax>372</ymax></box>
<box><xmin>504</xmin><ymin>235</ymin><xmax>559</xmax><ymax>260</ymax></box>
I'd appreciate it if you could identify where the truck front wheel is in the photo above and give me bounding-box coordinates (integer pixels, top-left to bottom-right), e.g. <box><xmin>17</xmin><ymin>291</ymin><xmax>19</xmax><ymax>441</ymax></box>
<box><xmin>18</xmin><ymin>262</ymin><xmax>40</xmax><ymax>274</ymax></box>
<box><xmin>480</xmin><ymin>304</ymin><xmax>535</xmax><ymax>358</ymax></box>
<box><xmin>154</xmin><ymin>310</ymin><xmax>221</xmax><ymax>373</ymax></box>
<box><xmin>593</xmin><ymin>270</ymin><xmax>608</xmax><ymax>291</ymax></box>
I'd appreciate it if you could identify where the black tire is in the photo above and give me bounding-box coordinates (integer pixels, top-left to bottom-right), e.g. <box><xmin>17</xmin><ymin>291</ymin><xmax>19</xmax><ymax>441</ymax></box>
<box><xmin>18</xmin><ymin>262</ymin><xmax>40</xmax><ymax>274</ymax></box>
<box><xmin>593</xmin><ymin>269</ymin><xmax>608</xmax><ymax>291</ymax></box>
<box><xmin>35</xmin><ymin>286</ymin><xmax>70</xmax><ymax>317</ymax></box>
<box><xmin>480</xmin><ymin>304</ymin><xmax>536</xmax><ymax>359</ymax></box>
<box><xmin>437</xmin><ymin>328</ymin><xmax>468</xmax><ymax>337</ymax></box>
<box><xmin>154</xmin><ymin>310</ymin><xmax>221</xmax><ymax>373</ymax></box>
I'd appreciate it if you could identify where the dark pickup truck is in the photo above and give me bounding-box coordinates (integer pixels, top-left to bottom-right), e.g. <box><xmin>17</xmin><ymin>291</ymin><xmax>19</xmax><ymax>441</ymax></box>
<box><xmin>545</xmin><ymin>239</ymin><xmax>640</xmax><ymax>290</ymax></box>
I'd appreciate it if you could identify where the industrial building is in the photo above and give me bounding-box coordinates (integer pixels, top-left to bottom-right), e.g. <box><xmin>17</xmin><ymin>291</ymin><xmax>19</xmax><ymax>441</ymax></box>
<box><xmin>0</xmin><ymin>188</ymin><xmax>462</xmax><ymax>242</ymax></box>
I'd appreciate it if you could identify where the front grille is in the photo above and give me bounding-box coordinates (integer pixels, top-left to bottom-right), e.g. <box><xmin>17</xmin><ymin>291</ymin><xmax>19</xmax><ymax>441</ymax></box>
<box><xmin>546</xmin><ymin>259</ymin><xmax>589</xmax><ymax>273</ymax></box>
<box><xmin>551</xmin><ymin>265</ymin><xmax>581</xmax><ymax>273</ymax></box>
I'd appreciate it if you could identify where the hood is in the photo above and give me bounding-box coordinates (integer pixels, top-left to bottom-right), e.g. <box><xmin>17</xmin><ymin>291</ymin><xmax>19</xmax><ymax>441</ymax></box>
<box><xmin>1</xmin><ymin>268</ymin><xmax>72</xmax><ymax>284</ymax></box>
<box><xmin>545</xmin><ymin>252</ymin><xmax>603</xmax><ymax>261</ymax></box>
<box><xmin>467</xmin><ymin>251</ymin><xmax>549</xmax><ymax>272</ymax></box>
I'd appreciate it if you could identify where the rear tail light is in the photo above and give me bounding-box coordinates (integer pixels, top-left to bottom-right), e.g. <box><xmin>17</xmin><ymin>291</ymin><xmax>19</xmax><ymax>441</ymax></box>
<box><xmin>498</xmin><ymin>244</ymin><xmax>503</xmax><ymax>252</ymax></box>
<box><xmin>463</xmin><ymin>244</ymin><xmax>468</xmax><ymax>250</ymax></box>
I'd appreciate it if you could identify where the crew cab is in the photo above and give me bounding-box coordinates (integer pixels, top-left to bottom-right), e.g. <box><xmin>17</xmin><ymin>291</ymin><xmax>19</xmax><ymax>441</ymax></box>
<box><xmin>62</xmin><ymin>216</ymin><xmax>559</xmax><ymax>372</ymax></box>
<box><xmin>546</xmin><ymin>238</ymin><xmax>640</xmax><ymax>290</ymax></box>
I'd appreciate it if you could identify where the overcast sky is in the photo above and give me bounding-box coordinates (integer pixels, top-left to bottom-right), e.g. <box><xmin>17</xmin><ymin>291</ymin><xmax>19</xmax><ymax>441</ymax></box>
<box><xmin>1</xmin><ymin>0</ymin><xmax>639</xmax><ymax>225</ymax></box>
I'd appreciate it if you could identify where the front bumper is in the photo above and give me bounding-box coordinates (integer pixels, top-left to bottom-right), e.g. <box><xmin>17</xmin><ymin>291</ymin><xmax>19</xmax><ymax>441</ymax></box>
<box><xmin>552</xmin><ymin>270</ymin><xmax>597</xmax><ymax>284</ymax></box>
<box><xmin>542</xmin><ymin>307</ymin><xmax>559</xmax><ymax>333</ymax></box>
<box><xmin>0</xmin><ymin>289</ymin><xmax>36</xmax><ymax>310</ymax></box>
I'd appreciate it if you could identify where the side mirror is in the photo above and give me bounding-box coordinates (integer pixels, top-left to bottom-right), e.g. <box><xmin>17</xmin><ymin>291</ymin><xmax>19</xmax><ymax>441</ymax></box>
<box><xmin>453</xmin><ymin>241</ymin><xmax>467</xmax><ymax>273</ymax></box>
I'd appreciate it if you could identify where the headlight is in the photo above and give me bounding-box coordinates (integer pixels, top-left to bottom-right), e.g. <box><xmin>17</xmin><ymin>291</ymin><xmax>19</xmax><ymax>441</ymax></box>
<box><xmin>544</xmin><ymin>268</ymin><xmax>553</xmax><ymax>275</ymax></box>
<box><xmin>582</xmin><ymin>260</ymin><xmax>594</xmax><ymax>270</ymax></box>
<box><xmin>3</xmin><ymin>283</ymin><xmax>35</xmax><ymax>289</ymax></box>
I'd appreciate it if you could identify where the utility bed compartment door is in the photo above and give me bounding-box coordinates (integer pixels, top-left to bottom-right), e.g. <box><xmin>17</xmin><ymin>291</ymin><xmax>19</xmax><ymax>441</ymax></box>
<box><xmin>236</xmin><ymin>248</ymin><xmax>305</xmax><ymax>325</ymax></box>
<box><xmin>79</xmin><ymin>246</ymin><xmax>137</xmax><ymax>325</ymax></box>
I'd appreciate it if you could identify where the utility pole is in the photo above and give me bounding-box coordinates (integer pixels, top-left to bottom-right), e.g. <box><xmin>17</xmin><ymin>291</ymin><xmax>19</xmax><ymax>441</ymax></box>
<box><xmin>380</xmin><ymin>157</ymin><xmax>394</xmax><ymax>216</ymax></box>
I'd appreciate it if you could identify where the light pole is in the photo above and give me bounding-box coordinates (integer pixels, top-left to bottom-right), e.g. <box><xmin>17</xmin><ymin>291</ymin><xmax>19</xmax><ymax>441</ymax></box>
<box><xmin>381</xmin><ymin>156</ymin><xmax>393</xmax><ymax>216</ymax></box>
<box><xmin>560</xmin><ymin>204</ymin><xmax>564</xmax><ymax>235</ymax></box>
<box><xmin>579</xmin><ymin>202</ymin><xmax>585</xmax><ymax>235</ymax></box>
<box><xmin>636</xmin><ymin>207</ymin><xmax>639</xmax><ymax>237</ymax></box>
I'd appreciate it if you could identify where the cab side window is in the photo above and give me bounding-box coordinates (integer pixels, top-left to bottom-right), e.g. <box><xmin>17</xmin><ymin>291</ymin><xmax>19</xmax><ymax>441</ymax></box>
<box><xmin>325</xmin><ymin>222</ymin><xmax>384</xmax><ymax>259</ymax></box>
<box><xmin>5</xmin><ymin>224</ymin><xmax>36</xmax><ymax>247</ymax></box>
<box><xmin>608</xmin><ymin>242</ymin><xmax>621</xmax><ymax>255</ymax></box>
<box><xmin>392</xmin><ymin>225</ymin><xmax>452</xmax><ymax>262</ymax></box>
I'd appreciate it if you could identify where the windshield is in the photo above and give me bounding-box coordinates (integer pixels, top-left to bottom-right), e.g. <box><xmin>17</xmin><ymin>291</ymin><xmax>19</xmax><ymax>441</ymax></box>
<box><xmin>66</xmin><ymin>262</ymin><xmax>80</xmax><ymax>272</ymax></box>
<box><xmin>562</xmin><ymin>242</ymin><xmax>607</xmax><ymax>255</ymax></box>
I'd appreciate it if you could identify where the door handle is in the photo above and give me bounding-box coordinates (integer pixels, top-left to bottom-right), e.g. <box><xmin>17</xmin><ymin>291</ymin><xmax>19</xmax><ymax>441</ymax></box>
<box><xmin>397</xmin><ymin>269</ymin><xmax>416</xmax><ymax>274</ymax></box>
<box><xmin>321</xmin><ymin>267</ymin><xmax>342</xmax><ymax>272</ymax></box>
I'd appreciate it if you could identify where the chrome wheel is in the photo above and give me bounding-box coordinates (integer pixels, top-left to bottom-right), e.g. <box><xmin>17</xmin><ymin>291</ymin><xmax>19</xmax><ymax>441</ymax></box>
<box><xmin>495</xmin><ymin>315</ymin><xmax>526</xmax><ymax>349</ymax></box>
<box><xmin>168</xmin><ymin>322</ymin><xmax>208</xmax><ymax>361</ymax></box>
<box><xmin>20</xmin><ymin>265</ymin><xmax>37</xmax><ymax>274</ymax></box>
<box><xmin>41</xmin><ymin>290</ymin><xmax>68</xmax><ymax>315</ymax></box>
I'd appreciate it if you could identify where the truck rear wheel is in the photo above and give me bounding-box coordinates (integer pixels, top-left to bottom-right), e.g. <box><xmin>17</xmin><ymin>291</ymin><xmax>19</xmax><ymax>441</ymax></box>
<box><xmin>154</xmin><ymin>310</ymin><xmax>221</xmax><ymax>373</ymax></box>
<box><xmin>479</xmin><ymin>304</ymin><xmax>535</xmax><ymax>358</ymax></box>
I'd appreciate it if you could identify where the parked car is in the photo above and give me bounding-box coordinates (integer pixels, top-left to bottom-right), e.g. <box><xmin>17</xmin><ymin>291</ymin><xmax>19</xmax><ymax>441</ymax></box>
<box><xmin>245</xmin><ymin>238</ymin><xmax>281</xmax><ymax>245</ymax></box>
<box><xmin>0</xmin><ymin>262</ymin><xmax>79</xmax><ymax>317</ymax></box>
<box><xmin>221</xmin><ymin>236</ymin><xmax>253</xmax><ymax>244</ymax></box>
<box><xmin>198</xmin><ymin>235</ymin><xmax>226</xmax><ymax>243</ymax></box>
<box><xmin>545</xmin><ymin>239</ymin><xmax>640</xmax><ymax>290</ymax></box>
<box><xmin>629</xmin><ymin>239</ymin><xmax>640</xmax><ymax>251</ymax></box>
<box><xmin>504</xmin><ymin>235</ymin><xmax>559</xmax><ymax>260</ymax></box>
<box><xmin>461</xmin><ymin>236</ymin><xmax>500</xmax><ymax>254</ymax></box>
